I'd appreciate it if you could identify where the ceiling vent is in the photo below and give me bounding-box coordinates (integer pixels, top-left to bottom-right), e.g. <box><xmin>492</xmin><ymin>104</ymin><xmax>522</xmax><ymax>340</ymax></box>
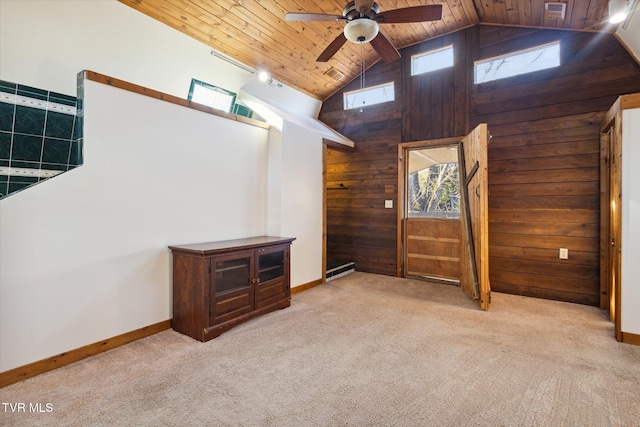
<box><xmin>544</xmin><ymin>2</ymin><xmax>567</xmax><ymax>20</ymax></box>
<box><xmin>324</xmin><ymin>67</ymin><xmax>345</xmax><ymax>82</ymax></box>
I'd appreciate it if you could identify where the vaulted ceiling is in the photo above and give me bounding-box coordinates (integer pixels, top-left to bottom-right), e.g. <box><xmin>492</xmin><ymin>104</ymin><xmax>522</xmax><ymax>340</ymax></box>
<box><xmin>118</xmin><ymin>0</ymin><xmax>620</xmax><ymax>100</ymax></box>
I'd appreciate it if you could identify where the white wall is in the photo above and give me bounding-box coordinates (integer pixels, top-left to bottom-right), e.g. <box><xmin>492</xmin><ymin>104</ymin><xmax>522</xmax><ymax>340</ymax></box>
<box><xmin>0</xmin><ymin>0</ymin><xmax>326</xmax><ymax>372</ymax></box>
<box><xmin>0</xmin><ymin>0</ymin><xmax>251</xmax><ymax>98</ymax></box>
<box><xmin>270</xmin><ymin>122</ymin><xmax>324</xmax><ymax>286</ymax></box>
<box><xmin>621</xmin><ymin>108</ymin><xmax>640</xmax><ymax>336</ymax></box>
<box><xmin>0</xmin><ymin>79</ymin><xmax>269</xmax><ymax>372</ymax></box>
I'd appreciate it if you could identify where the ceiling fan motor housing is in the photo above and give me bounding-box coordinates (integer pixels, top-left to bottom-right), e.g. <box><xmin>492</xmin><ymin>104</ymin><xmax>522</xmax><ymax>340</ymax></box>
<box><xmin>343</xmin><ymin>1</ymin><xmax>380</xmax><ymax>20</ymax></box>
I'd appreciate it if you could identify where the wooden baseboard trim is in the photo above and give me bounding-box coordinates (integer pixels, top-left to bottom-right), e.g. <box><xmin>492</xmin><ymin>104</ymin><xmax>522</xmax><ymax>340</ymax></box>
<box><xmin>621</xmin><ymin>331</ymin><xmax>640</xmax><ymax>346</ymax></box>
<box><xmin>291</xmin><ymin>278</ymin><xmax>324</xmax><ymax>295</ymax></box>
<box><xmin>0</xmin><ymin>320</ymin><xmax>171</xmax><ymax>388</ymax></box>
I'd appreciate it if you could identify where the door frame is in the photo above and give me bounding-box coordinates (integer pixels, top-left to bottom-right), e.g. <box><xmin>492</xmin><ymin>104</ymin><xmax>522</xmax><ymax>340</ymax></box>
<box><xmin>600</xmin><ymin>109</ymin><xmax>623</xmax><ymax>340</ymax></box>
<box><xmin>397</xmin><ymin>136</ymin><xmax>464</xmax><ymax>278</ymax></box>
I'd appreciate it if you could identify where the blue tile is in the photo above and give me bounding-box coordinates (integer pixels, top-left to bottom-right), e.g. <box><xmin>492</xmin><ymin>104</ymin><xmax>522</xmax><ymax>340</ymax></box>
<box><xmin>14</xmin><ymin>105</ymin><xmax>46</xmax><ymax>136</ymax></box>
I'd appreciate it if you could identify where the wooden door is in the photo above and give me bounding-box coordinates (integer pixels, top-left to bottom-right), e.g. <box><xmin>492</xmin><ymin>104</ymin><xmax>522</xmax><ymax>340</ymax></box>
<box><xmin>459</xmin><ymin>124</ymin><xmax>491</xmax><ymax>310</ymax></box>
<box><xmin>398</xmin><ymin>138</ymin><xmax>463</xmax><ymax>281</ymax></box>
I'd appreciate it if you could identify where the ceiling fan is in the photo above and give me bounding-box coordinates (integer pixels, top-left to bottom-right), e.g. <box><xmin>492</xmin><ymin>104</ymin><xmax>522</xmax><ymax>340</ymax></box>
<box><xmin>285</xmin><ymin>1</ymin><xmax>443</xmax><ymax>63</ymax></box>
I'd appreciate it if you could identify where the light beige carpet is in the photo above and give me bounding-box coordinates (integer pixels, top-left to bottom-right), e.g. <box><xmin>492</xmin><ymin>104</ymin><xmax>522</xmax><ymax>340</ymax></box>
<box><xmin>1</xmin><ymin>272</ymin><xmax>639</xmax><ymax>426</ymax></box>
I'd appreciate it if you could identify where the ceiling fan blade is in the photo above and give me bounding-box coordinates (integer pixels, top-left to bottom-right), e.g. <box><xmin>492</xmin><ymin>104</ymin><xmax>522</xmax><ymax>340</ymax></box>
<box><xmin>376</xmin><ymin>5</ymin><xmax>443</xmax><ymax>23</ymax></box>
<box><xmin>370</xmin><ymin>32</ymin><xmax>401</xmax><ymax>64</ymax></box>
<box><xmin>317</xmin><ymin>32</ymin><xmax>348</xmax><ymax>62</ymax></box>
<box><xmin>355</xmin><ymin>0</ymin><xmax>375</xmax><ymax>16</ymax></box>
<box><xmin>285</xmin><ymin>13</ymin><xmax>345</xmax><ymax>22</ymax></box>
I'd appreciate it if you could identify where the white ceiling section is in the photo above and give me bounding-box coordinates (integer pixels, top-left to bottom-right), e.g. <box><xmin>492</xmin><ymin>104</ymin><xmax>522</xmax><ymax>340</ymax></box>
<box><xmin>615</xmin><ymin>1</ymin><xmax>640</xmax><ymax>64</ymax></box>
<box><xmin>240</xmin><ymin>76</ymin><xmax>355</xmax><ymax>148</ymax></box>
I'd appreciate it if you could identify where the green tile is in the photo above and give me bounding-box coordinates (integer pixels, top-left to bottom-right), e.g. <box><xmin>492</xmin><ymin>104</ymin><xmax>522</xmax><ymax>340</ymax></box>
<box><xmin>49</xmin><ymin>93</ymin><xmax>77</xmax><ymax>107</ymax></box>
<box><xmin>45</xmin><ymin>112</ymin><xmax>74</xmax><ymax>139</ymax></box>
<box><xmin>10</xmin><ymin>176</ymin><xmax>39</xmax><ymax>184</ymax></box>
<box><xmin>11</xmin><ymin>134</ymin><xmax>42</xmax><ymax>162</ymax></box>
<box><xmin>41</xmin><ymin>163</ymin><xmax>68</xmax><ymax>171</ymax></box>
<box><xmin>69</xmin><ymin>140</ymin><xmax>83</xmax><ymax>165</ymax></box>
<box><xmin>17</xmin><ymin>85</ymin><xmax>48</xmax><ymax>101</ymax></box>
<box><xmin>0</xmin><ymin>80</ymin><xmax>17</xmax><ymax>93</ymax></box>
<box><xmin>14</xmin><ymin>105</ymin><xmax>46</xmax><ymax>136</ymax></box>
<box><xmin>0</xmin><ymin>132</ymin><xmax>11</xmax><ymax>159</ymax></box>
<box><xmin>73</xmin><ymin>117</ymin><xmax>83</xmax><ymax>140</ymax></box>
<box><xmin>42</xmin><ymin>138</ymin><xmax>70</xmax><ymax>164</ymax></box>
<box><xmin>0</xmin><ymin>103</ymin><xmax>15</xmax><ymax>132</ymax></box>
<box><xmin>8</xmin><ymin>181</ymin><xmax>31</xmax><ymax>193</ymax></box>
<box><xmin>10</xmin><ymin>160</ymin><xmax>38</xmax><ymax>169</ymax></box>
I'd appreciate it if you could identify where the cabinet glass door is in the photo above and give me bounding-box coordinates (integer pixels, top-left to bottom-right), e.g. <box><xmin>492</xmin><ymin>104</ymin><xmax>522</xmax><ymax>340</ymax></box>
<box><xmin>258</xmin><ymin>250</ymin><xmax>284</xmax><ymax>283</ymax></box>
<box><xmin>214</xmin><ymin>257</ymin><xmax>251</xmax><ymax>293</ymax></box>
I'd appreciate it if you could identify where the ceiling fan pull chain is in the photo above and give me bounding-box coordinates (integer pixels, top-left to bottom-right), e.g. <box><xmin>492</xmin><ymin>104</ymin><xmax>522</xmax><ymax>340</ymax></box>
<box><xmin>360</xmin><ymin>42</ymin><xmax>365</xmax><ymax>112</ymax></box>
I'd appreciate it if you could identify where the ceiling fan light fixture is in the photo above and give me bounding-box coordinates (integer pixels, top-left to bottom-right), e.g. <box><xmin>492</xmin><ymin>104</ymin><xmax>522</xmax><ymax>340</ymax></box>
<box><xmin>344</xmin><ymin>19</ymin><xmax>379</xmax><ymax>44</ymax></box>
<box><xmin>608</xmin><ymin>0</ymin><xmax>628</xmax><ymax>24</ymax></box>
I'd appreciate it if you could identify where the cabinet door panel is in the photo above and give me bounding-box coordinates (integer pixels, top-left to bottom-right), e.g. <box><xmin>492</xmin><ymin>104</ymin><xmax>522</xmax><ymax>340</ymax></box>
<box><xmin>213</xmin><ymin>289</ymin><xmax>253</xmax><ymax>324</ymax></box>
<box><xmin>255</xmin><ymin>280</ymin><xmax>287</xmax><ymax>309</ymax></box>
<box><xmin>212</xmin><ymin>253</ymin><xmax>252</xmax><ymax>294</ymax></box>
<box><xmin>257</xmin><ymin>246</ymin><xmax>286</xmax><ymax>283</ymax></box>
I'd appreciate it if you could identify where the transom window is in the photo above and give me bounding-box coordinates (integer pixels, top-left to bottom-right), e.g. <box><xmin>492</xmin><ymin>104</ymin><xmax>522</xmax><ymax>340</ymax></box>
<box><xmin>474</xmin><ymin>41</ymin><xmax>561</xmax><ymax>84</ymax></box>
<box><xmin>343</xmin><ymin>82</ymin><xmax>394</xmax><ymax>110</ymax></box>
<box><xmin>411</xmin><ymin>45</ymin><xmax>454</xmax><ymax>76</ymax></box>
<box><xmin>188</xmin><ymin>79</ymin><xmax>236</xmax><ymax>112</ymax></box>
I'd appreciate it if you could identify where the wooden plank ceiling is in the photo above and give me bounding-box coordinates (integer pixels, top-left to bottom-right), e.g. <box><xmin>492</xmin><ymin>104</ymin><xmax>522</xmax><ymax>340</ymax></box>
<box><xmin>118</xmin><ymin>0</ymin><xmax>617</xmax><ymax>100</ymax></box>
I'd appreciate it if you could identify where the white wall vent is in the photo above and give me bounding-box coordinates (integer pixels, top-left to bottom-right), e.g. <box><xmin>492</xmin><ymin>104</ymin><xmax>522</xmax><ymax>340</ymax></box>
<box><xmin>545</xmin><ymin>2</ymin><xmax>567</xmax><ymax>20</ymax></box>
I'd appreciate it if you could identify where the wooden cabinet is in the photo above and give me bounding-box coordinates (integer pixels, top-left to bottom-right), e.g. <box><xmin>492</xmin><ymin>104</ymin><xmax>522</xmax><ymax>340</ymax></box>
<box><xmin>169</xmin><ymin>236</ymin><xmax>295</xmax><ymax>341</ymax></box>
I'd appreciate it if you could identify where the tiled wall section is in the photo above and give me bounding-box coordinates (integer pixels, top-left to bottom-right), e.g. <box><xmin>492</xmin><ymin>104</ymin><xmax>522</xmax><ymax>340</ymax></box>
<box><xmin>0</xmin><ymin>80</ymin><xmax>83</xmax><ymax>199</ymax></box>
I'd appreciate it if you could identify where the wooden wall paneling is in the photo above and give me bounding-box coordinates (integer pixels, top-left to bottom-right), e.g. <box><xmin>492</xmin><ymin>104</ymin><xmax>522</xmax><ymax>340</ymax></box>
<box><xmin>320</xmin><ymin>25</ymin><xmax>640</xmax><ymax>305</ymax></box>
<box><xmin>401</xmin><ymin>33</ymin><xmax>468</xmax><ymax>141</ymax></box>
<box><xmin>468</xmin><ymin>26</ymin><xmax>640</xmax><ymax>305</ymax></box>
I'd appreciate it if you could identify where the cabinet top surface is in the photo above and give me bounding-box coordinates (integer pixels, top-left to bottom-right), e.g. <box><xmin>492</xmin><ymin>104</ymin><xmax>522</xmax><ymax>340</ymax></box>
<box><xmin>169</xmin><ymin>236</ymin><xmax>295</xmax><ymax>256</ymax></box>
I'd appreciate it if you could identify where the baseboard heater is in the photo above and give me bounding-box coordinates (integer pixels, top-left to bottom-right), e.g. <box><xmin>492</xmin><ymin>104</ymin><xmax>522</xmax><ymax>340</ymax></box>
<box><xmin>326</xmin><ymin>262</ymin><xmax>355</xmax><ymax>281</ymax></box>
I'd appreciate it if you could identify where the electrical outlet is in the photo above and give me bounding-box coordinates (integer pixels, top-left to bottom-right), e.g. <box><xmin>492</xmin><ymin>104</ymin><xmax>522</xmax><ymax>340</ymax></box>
<box><xmin>385</xmin><ymin>200</ymin><xmax>393</xmax><ymax>209</ymax></box>
<box><xmin>559</xmin><ymin>248</ymin><xmax>568</xmax><ymax>259</ymax></box>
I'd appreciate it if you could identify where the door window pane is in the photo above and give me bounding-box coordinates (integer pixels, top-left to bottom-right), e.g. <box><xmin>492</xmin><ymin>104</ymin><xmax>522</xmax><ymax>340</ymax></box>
<box><xmin>407</xmin><ymin>146</ymin><xmax>460</xmax><ymax>218</ymax></box>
